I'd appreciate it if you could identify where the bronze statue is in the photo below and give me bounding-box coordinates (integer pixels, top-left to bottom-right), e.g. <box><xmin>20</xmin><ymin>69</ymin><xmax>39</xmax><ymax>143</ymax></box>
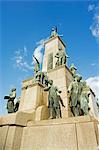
<box><xmin>70</xmin><ymin>64</ymin><xmax>77</xmax><ymax>76</ymax></box>
<box><xmin>80</xmin><ymin>81</ymin><xmax>90</xmax><ymax>115</ymax></box>
<box><xmin>50</xmin><ymin>27</ymin><xmax>58</xmax><ymax>38</ymax></box>
<box><xmin>54</xmin><ymin>94</ymin><xmax>65</xmax><ymax>118</ymax></box>
<box><xmin>14</xmin><ymin>97</ymin><xmax>20</xmax><ymax>112</ymax></box>
<box><xmin>96</xmin><ymin>99</ymin><xmax>99</xmax><ymax>111</ymax></box>
<box><xmin>44</xmin><ymin>80</ymin><xmax>65</xmax><ymax>119</ymax></box>
<box><xmin>4</xmin><ymin>88</ymin><xmax>16</xmax><ymax>113</ymax></box>
<box><xmin>33</xmin><ymin>55</ymin><xmax>42</xmax><ymax>83</ymax></box>
<box><xmin>34</xmin><ymin>71</ymin><xmax>42</xmax><ymax>83</ymax></box>
<box><xmin>43</xmin><ymin>72</ymin><xmax>49</xmax><ymax>86</ymax></box>
<box><xmin>67</xmin><ymin>75</ymin><xmax>82</xmax><ymax>116</ymax></box>
<box><xmin>55</xmin><ymin>48</ymin><xmax>68</xmax><ymax>67</ymax></box>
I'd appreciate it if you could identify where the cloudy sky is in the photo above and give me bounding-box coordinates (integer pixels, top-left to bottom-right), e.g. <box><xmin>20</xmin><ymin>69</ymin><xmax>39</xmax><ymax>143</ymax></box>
<box><xmin>0</xmin><ymin>0</ymin><xmax>99</xmax><ymax>115</ymax></box>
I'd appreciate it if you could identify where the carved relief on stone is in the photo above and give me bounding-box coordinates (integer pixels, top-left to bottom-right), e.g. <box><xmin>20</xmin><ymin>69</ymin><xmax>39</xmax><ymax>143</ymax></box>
<box><xmin>47</xmin><ymin>53</ymin><xmax>53</xmax><ymax>70</ymax></box>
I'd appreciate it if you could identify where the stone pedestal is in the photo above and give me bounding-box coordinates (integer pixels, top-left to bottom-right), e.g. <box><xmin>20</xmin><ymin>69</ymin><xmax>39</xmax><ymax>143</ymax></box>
<box><xmin>0</xmin><ymin>114</ymin><xmax>98</xmax><ymax>150</ymax></box>
<box><xmin>0</xmin><ymin>111</ymin><xmax>34</xmax><ymax>150</ymax></box>
<box><xmin>20</xmin><ymin>116</ymin><xmax>98</xmax><ymax>150</ymax></box>
<box><xmin>19</xmin><ymin>82</ymin><xmax>46</xmax><ymax>111</ymax></box>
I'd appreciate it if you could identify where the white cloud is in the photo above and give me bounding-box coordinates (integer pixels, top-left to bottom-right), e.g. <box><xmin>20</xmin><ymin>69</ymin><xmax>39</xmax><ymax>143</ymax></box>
<box><xmin>91</xmin><ymin>63</ymin><xmax>96</xmax><ymax>66</ymax></box>
<box><xmin>13</xmin><ymin>37</ymin><xmax>48</xmax><ymax>72</ymax></box>
<box><xmin>33</xmin><ymin>44</ymin><xmax>44</xmax><ymax>64</ymax></box>
<box><xmin>33</xmin><ymin>38</ymin><xmax>48</xmax><ymax>64</ymax></box>
<box><xmin>91</xmin><ymin>63</ymin><xmax>99</xmax><ymax>68</ymax></box>
<box><xmin>88</xmin><ymin>4</ymin><xmax>95</xmax><ymax>12</ymax></box>
<box><xmin>36</xmin><ymin>38</ymin><xmax>48</xmax><ymax>45</ymax></box>
<box><xmin>86</xmin><ymin>76</ymin><xmax>99</xmax><ymax>99</ymax></box>
<box><xmin>13</xmin><ymin>46</ymin><xmax>33</xmax><ymax>72</ymax></box>
<box><xmin>88</xmin><ymin>3</ymin><xmax>99</xmax><ymax>39</ymax></box>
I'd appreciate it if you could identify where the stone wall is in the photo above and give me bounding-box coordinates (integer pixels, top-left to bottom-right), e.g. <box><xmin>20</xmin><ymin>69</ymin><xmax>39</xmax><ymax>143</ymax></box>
<box><xmin>0</xmin><ymin>113</ymin><xmax>98</xmax><ymax>150</ymax></box>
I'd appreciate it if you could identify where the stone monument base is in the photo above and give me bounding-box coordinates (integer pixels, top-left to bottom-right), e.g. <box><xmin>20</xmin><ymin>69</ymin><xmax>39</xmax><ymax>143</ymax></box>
<box><xmin>20</xmin><ymin>116</ymin><xmax>98</xmax><ymax>150</ymax></box>
<box><xmin>1</xmin><ymin>115</ymin><xmax>98</xmax><ymax>150</ymax></box>
<box><xmin>0</xmin><ymin>114</ymin><xmax>99</xmax><ymax>150</ymax></box>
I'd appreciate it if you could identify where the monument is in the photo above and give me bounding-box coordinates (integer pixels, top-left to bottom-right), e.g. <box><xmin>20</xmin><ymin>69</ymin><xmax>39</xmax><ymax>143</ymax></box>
<box><xmin>0</xmin><ymin>27</ymin><xmax>99</xmax><ymax>150</ymax></box>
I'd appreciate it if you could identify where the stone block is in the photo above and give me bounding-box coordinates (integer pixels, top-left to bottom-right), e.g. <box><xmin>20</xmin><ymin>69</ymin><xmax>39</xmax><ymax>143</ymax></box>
<box><xmin>76</xmin><ymin>122</ymin><xmax>97</xmax><ymax>150</ymax></box>
<box><xmin>21</xmin><ymin>116</ymin><xmax>98</xmax><ymax>150</ymax></box>
<box><xmin>0</xmin><ymin>126</ymin><xmax>9</xmax><ymax>150</ymax></box>
<box><xmin>4</xmin><ymin>126</ymin><xmax>23</xmax><ymax>150</ymax></box>
<box><xmin>97</xmin><ymin>124</ymin><xmax>99</xmax><ymax>145</ymax></box>
<box><xmin>19</xmin><ymin>83</ymin><xmax>44</xmax><ymax>111</ymax></box>
<box><xmin>20</xmin><ymin>123</ymin><xmax>77</xmax><ymax>150</ymax></box>
<box><xmin>35</xmin><ymin>105</ymin><xmax>50</xmax><ymax>121</ymax></box>
<box><xmin>2</xmin><ymin>111</ymin><xmax>35</xmax><ymax>126</ymax></box>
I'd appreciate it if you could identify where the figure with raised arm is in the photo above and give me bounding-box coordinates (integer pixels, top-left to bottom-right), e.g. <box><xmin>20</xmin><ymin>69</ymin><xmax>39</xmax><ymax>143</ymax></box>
<box><xmin>4</xmin><ymin>88</ymin><xmax>16</xmax><ymax>113</ymax></box>
<box><xmin>32</xmin><ymin>55</ymin><xmax>40</xmax><ymax>75</ymax></box>
<box><xmin>44</xmin><ymin>80</ymin><xmax>65</xmax><ymax>119</ymax></box>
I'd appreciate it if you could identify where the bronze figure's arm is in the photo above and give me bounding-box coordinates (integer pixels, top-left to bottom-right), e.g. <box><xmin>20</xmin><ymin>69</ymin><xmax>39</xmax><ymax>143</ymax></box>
<box><xmin>44</xmin><ymin>86</ymin><xmax>50</xmax><ymax>91</ymax></box>
<box><xmin>33</xmin><ymin>55</ymin><xmax>40</xmax><ymax>65</ymax></box>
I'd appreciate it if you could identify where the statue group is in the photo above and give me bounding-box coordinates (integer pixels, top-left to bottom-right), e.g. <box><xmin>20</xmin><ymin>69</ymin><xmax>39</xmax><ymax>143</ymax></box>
<box><xmin>43</xmin><ymin>74</ymin><xmax>90</xmax><ymax>119</ymax></box>
<box><xmin>33</xmin><ymin>55</ymin><xmax>49</xmax><ymax>86</ymax></box>
<box><xmin>55</xmin><ymin>48</ymin><xmax>68</xmax><ymax>67</ymax></box>
<box><xmin>68</xmin><ymin>74</ymin><xmax>90</xmax><ymax>116</ymax></box>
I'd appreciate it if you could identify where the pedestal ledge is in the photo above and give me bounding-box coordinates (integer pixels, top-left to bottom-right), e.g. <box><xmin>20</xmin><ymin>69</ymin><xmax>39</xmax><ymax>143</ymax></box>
<box><xmin>0</xmin><ymin>117</ymin><xmax>2</xmax><ymax>126</ymax></box>
<box><xmin>1</xmin><ymin>111</ymin><xmax>35</xmax><ymax>126</ymax></box>
<box><xmin>27</xmin><ymin>115</ymin><xmax>95</xmax><ymax>127</ymax></box>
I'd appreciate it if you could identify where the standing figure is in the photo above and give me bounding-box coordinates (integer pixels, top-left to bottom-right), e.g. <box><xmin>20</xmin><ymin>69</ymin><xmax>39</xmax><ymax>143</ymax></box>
<box><xmin>4</xmin><ymin>88</ymin><xmax>16</xmax><ymax>113</ymax></box>
<box><xmin>80</xmin><ymin>81</ymin><xmax>90</xmax><ymax>115</ymax></box>
<box><xmin>55</xmin><ymin>48</ymin><xmax>68</xmax><ymax>67</ymax></box>
<box><xmin>69</xmin><ymin>64</ymin><xmax>77</xmax><ymax>76</ymax></box>
<box><xmin>54</xmin><ymin>94</ymin><xmax>65</xmax><ymax>118</ymax></box>
<box><xmin>43</xmin><ymin>72</ymin><xmax>49</xmax><ymax>86</ymax></box>
<box><xmin>44</xmin><ymin>80</ymin><xmax>65</xmax><ymax>119</ymax></box>
<box><xmin>67</xmin><ymin>75</ymin><xmax>82</xmax><ymax>116</ymax></box>
<box><xmin>50</xmin><ymin>27</ymin><xmax>58</xmax><ymax>38</ymax></box>
<box><xmin>14</xmin><ymin>97</ymin><xmax>20</xmax><ymax>112</ymax></box>
<box><xmin>96</xmin><ymin>99</ymin><xmax>99</xmax><ymax>111</ymax></box>
<box><xmin>34</xmin><ymin>71</ymin><xmax>42</xmax><ymax>83</ymax></box>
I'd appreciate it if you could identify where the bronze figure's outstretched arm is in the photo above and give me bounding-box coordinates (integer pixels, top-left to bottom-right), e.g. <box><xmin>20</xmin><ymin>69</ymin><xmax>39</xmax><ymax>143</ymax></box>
<box><xmin>33</xmin><ymin>55</ymin><xmax>40</xmax><ymax>65</ymax></box>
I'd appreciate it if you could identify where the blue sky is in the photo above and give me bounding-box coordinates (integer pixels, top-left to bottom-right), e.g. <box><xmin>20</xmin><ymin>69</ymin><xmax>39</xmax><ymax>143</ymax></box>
<box><xmin>0</xmin><ymin>0</ymin><xmax>99</xmax><ymax>115</ymax></box>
